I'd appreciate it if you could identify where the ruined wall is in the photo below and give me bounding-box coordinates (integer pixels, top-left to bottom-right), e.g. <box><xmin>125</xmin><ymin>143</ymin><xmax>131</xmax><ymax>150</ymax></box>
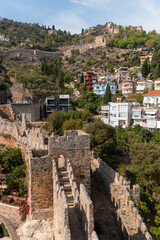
<box><xmin>0</xmin><ymin>49</ymin><xmax>63</xmax><ymax>61</ymax></box>
<box><xmin>0</xmin><ymin>114</ymin><xmax>48</xmax><ymax>151</ymax></box>
<box><xmin>91</xmin><ymin>158</ymin><xmax>152</xmax><ymax>240</ymax></box>
<box><xmin>80</xmin><ymin>184</ymin><xmax>95</xmax><ymax>240</ymax></box>
<box><xmin>49</xmin><ymin>130</ymin><xmax>91</xmax><ymax>194</ymax></box>
<box><xmin>29</xmin><ymin>154</ymin><xmax>53</xmax><ymax>220</ymax></box>
<box><xmin>53</xmin><ymin>160</ymin><xmax>71</xmax><ymax>240</ymax></box>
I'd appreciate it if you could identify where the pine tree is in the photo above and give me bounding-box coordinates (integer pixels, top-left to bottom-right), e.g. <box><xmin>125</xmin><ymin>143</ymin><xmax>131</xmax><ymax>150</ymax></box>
<box><xmin>103</xmin><ymin>84</ymin><xmax>111</xmax><ymax>104</ymax></box>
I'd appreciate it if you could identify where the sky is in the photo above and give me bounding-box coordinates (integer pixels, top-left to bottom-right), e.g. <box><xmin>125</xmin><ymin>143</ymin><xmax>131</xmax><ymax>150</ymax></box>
<box><xmin>0</xmin><ymin>0</ymin><xmax>160</xmax><ymax>34</ymax></box>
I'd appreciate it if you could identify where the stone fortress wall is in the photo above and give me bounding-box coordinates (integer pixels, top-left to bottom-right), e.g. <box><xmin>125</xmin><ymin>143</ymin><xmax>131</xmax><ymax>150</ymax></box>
<box><xmin>91</xmin><ymin>158</ymin><xmax>152</xmax><ymax>240</ymax></box>
<box><xmin>0</xmin><ymin>112</ymin><xmax>152</xmax><ymax>240</ymax></box>
<box><xmin>0</xmin><ymin>49</ymin><xmax>63</xmax><ymax>61</ymax></box>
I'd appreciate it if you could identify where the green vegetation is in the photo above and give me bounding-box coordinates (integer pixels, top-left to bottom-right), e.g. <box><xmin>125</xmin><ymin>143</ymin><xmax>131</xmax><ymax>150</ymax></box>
<box><xmin>84</xmin><ymin>121</ymin><xmax>116</xmax><ymax>162</ymax></box>
<box><xmin>4</xmin><ymin>59</ymin><xmax>70</xmax><ymax>97</ymax></box>
<box><xmin>103</xmin><ymin>85</ymin><xmax>111</xmax><ymax>104</ymax></box>
<box><xmin>0</xmin><ymin>147</ymin><xmax>26</xmax><ymax>197</ymax></box>
<box><xmin>44</xmin><ymin>109</ymin><xmax>93</xmax><ymax>135</ymax></box>
<box><xmin>107</xmin><ymin>27</ymin><xmax>160</xmax><ymax>49</ymax></box>
<box><xmin>75</xmin><ymin>92</ymin><xmax>102</xmax><ymax>114</ymax></box>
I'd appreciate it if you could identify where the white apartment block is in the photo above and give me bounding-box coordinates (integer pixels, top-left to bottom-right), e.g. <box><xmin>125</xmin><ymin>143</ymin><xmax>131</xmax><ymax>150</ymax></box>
<box><xmin>101</xmin><ymin>102</ymin><xmax>138</xmax><ymax>127</ymax></box>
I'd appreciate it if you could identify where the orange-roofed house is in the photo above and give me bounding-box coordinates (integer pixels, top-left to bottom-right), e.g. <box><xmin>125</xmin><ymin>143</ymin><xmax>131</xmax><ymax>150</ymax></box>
<box><xmin>143</xmin><ymin>90</ymin><xmax>160</xmax><ymax>107</ymax></box>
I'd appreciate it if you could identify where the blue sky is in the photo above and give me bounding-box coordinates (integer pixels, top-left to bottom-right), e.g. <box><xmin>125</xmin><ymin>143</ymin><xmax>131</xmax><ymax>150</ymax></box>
<box><xmin>0</xmin><ymin>0</ymin><xmax>160</xmax><ymax>34</ymax></box>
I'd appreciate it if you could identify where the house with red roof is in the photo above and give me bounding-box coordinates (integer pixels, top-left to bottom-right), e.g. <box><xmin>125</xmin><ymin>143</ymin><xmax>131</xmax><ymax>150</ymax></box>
<box><xmin>143</xmin><ymin>90</ymin><xmax>160</xmax><ymax>107</ymax></box>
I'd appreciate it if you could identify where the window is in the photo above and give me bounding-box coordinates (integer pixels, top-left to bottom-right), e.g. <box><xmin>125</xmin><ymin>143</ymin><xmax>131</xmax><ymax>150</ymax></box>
<box><xmin>112</xmin><ymin>106</ymin><xmax>117</xmax><ymax>111</ymax></box>
<box><xmin>119</xmin><ymin>113</ymin><xmax>127</xmax><ymax>118</ymax></box>
<box><xmin>119</xmin><ymin>105</ymin><xmax>127</xmax><ymax>111</ymax></box>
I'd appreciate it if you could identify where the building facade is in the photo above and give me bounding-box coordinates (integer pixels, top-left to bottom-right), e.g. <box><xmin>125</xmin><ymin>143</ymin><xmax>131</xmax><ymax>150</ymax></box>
<box><xmin>101</xmin><ymin>102</ymin><xmax>137</xmax><ymax>127</ymax></box>
<box><xmin>84</xmin><ymin>71</ymin><xmax>97</xmax><ymax>92</ymax></box>
<box><xmin>143</xmin><ymin>90</ymin><xmax>160</xmax><ymax>107</ymax></box>
<box><xmin>132</xmin><ymin>107</ymin><xmax>160</xmax><ymax>130</ymax></box>
<box><xmin>136</xmin><ymin>80</ymin><xmax>153</xmax><ymax>93</ymax></box>
<box><xmin>122</xmin><ymin>80</ymin><xmax>136</xmax><ymax>97</ymax></box>
<box><xmin>46</xmin><ymin>94</ymin><xmax>71</xmax><ymax>116</ymax></box>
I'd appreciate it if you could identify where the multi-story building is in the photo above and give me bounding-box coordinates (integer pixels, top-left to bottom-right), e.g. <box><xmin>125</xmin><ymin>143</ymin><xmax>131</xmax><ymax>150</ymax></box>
<box><xmin>101</xmin><ymin>102</ymin><xmax>137</xmax><ymax>127</ymax></box>
<box><xmin>103</xmin><ymin>72</ymin><xmax>114</xmax><ymax>82</ymax></box>
<box><xmin>122</xmin><ymin>80</ymin><xmax>136</xmax><ymax>97</ymax></box>
<box><xmin>84</xmin><ymin>71</ymin><xmax>97</xmax><ymax>92</ymax></box>
<box><xmin>93</xmin><ymin>82</ymin><xmax>117</xmax><ymax>96</ymax></box>
<box><xmin>143</xmin><ymin>90</ymin><xmax>160</xmax><ymax>107</ymax></box>
<box><xmin>115</xmin><ymin>67</ymin><xmax>129</xmax><ymax>83</ymax></box>
<box><xmin>136</xmin><ymin>80</ymin><xmax>153</xmax><ymax>93</ymax></box>
<box><xmin>140</xmin><ymin>53</ymin><xmax>153</xmax><ymax>66</ymax></box>
<box><xmin>46</xmin><ymin>94</ymin><xmax>71</xmax><ymax>116</ymax></box>
<box><xmin>154</xmin><ymin>79</ymin><xmax>160</xmax><ymax>90</ymax></box>
<box><xmin>132</xmin><ymin>107</ymin><xmax>160</xmax><ymax>130</ymax></box>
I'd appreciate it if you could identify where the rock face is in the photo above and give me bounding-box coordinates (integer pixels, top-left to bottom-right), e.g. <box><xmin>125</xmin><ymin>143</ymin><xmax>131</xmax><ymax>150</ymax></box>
<box><xmin>17</xmin><ymin>219</ymin><xmax>54</xmax><ymax>240</ymax></box>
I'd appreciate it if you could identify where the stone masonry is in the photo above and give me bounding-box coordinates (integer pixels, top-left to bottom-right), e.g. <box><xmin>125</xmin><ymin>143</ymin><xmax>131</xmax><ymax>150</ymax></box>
<box><xmin>0</xmin><ymin>112</ymin><xmax>153</xmax><ymax>240</ymax></box>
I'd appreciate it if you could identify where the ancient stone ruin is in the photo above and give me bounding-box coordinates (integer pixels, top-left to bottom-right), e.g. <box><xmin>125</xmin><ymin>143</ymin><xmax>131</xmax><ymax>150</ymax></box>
<box><xmin>0</xmin><ymin>112</ymin><xmax>152</xmax><ymax>240</ymax></box>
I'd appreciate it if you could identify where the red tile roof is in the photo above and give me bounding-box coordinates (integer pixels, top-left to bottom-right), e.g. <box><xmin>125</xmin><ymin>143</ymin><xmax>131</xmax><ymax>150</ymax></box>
<box><xmin>154</xmin><ymin>78</ymin><xmax>160</xmax><ymax>82</ymax></box>
<box><xmin>144</xmin><ymin>90</ymin><xmax>160</xmax><ymax>96</ymax></box>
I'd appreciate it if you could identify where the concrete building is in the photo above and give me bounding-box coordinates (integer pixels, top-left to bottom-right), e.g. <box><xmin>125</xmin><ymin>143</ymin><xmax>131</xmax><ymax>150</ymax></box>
<box><xmin>122</xmin><ymin>80</ymin><xmax>136</xmax><ymax>97</ymax></box>
<box><xmin>93</xmin><ymin>82</ymin><xmax>117</xmax><ymax>96</ymax></box>
<box><xmin>84</xmin><ymin>71</ymin><xmax>97</xmax><ymax>92</ymax></box>
<box><xmin>115</xmin><ymin>67</ymin><xmax>129</xmax><ymax>83</ymax></box>
<box><xmin>132</xmin><ymin>106</ymin><xmax>160</xmax><ymax>130</ymax></box>
<box><xmin>154</xmin><ymin>79</ymin><xmax>160</xmax><ymax>90</ymax></box>
<box><xmin>143</xmin><ymin>90</ymin><xmax>160</xmax><ymax>107</ymax></box>
<box><xmin>101</xmin><ymin>102</ymin><xmax>137</xmax><ymax>127</ymax></box>
<box><xmin>136</xmin><ymin>80</ymin><xmax>153</xmax><ymax>93</ymax></box>
<box><xmin>46</xmin><ymin>94</ymin><xmax>71</xmax><ymax>116</ymax></box>
<box><xmin>140</xmin><ymin>53</ymin><xmax>153</xmax><ymax>66</ymax></box>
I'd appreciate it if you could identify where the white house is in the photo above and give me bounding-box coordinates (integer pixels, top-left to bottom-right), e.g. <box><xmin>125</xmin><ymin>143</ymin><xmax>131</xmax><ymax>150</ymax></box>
<box><xmin>143</xmin><ymin>90</ymin><xmax>160</xmax><ymax>107</ymax></box>
<box><xmin>132</xmin><ymin>107</ymin><xmax>160</xmax><ymax>130</ymax></box>
<box><xmin>101</xmin><ymin>102</ymin><xmax>138</xmax><ymax>127</ymax></box>
<box><xmin>136</xmin><ymin>80</ymin><xmax>153</xmax><ymax>93</ymax></box>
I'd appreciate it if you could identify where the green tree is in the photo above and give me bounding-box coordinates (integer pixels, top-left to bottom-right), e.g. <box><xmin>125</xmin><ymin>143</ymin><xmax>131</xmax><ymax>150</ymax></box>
<box><xmin>142</xmin><ymin>59</ymin><xmax>149</xmax><ymax>79</ymax></box>
<box><xmin>103</xmin><ymin>85</ymin><xmax>111</xmax><ymax>104</ymax></box>
<box><xmin>83</xmin><ymin>121</ymin><xmax>117</xmax><ymax>162</ymax></box>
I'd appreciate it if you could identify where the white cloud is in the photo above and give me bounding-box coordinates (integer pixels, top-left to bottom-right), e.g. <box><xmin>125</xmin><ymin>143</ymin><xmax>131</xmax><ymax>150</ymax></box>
<box><xmin>45</xmin><ymin>12</ymin><xmax>88</xmax><ymax>34</ymax></box>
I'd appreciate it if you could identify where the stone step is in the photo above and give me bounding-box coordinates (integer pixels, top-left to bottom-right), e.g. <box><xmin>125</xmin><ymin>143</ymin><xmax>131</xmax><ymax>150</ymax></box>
<box><xmin>60</xmin><ymin>178</ymin><xmax>70</xmax><ymax>183</ymax></box>
<box><xmin>67</xmin><ymin>196</ymin><xmax>74</xmax><ymax>202</ymax></box>
<box><xmin>63</xmin><ymin>186</ymin><xmax>72</xmax><ymax>192</ymax></box>
<box><xmin>59</xmin><ymin>172</ymin><xmax>68</xmax><ymax>177</ymax></box>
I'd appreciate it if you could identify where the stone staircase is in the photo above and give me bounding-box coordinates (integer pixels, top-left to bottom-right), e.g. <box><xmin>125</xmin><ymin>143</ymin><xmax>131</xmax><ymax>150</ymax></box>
<box><xmin>58</xmin><ymin>167</ymin><xmax>87</xmax><ymax>240</ymax></box>
<box><xmin>58</xmin><ymin>167</ymin><xmax>74</xmax><ymax>208</ymax></box>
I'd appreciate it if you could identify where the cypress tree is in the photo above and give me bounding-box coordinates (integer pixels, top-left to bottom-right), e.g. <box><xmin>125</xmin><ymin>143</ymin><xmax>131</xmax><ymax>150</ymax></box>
<box><xmin>142</xmin><ymin>59</ymin><xmax>149</xmax><ymax>79</ymax></box>
<box><xmin>103</xmin><ymin>84</ymin><xmax>111</xmax><ymax>104</ymax></box>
